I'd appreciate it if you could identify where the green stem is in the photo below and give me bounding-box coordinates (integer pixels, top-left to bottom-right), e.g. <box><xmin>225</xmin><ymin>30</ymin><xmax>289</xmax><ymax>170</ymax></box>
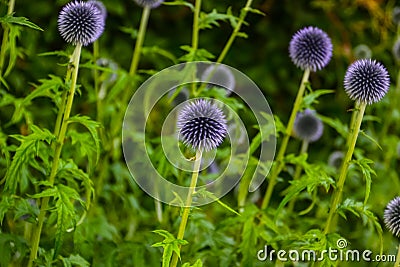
<box><xmin>129</xmin><ymin>6</ymin><xmax>150</xmax><ymax>77</ymax></box>
<box><xmin>93</xmin><ymin>41</ymin><xmax>101</xmax><ymax>121</ymax></box>
<box><xmin>0</xmin><ymin>0</ymin><xmax>16</xmax><ymax>78</ymax></box>
<box><xmin>170</xmin><ymin>150</ymin><xmax>202</xmax><ymax>267</ymax></box>
<box><xmin>216</xmin><ymin>0</ymin><xmax>253</xmax><ymax>63</ymax></box>
<box><xmin>261</xmin><ymin>68</ymin><xmax>310</xmax><ymax>209</ymax></box>
<box><xmin>113</xmin><ymin>6</ymin><xmax>151</xmax><ymax>160</ymax></box>
<box><xmin>53</xmin><ymin>50</ymin><xmax>76</xmax><ymax>139</ymax></box>
<box><xmin>324</xmin><ymin>101</ymin><xmax>367</xmax><ymax>234</ymax></box>
<box><xmin>28</xmin><ymin>44</ymin><xmax>82</xmax><ymax>266</ymax></box>
<box><xmin>394</xmin><ymin>244</ymin><xmax>400</xmax><ymax>267</ymax></box>
<box><xmin>119</xmin><ymin>6</ymin><xmax>151</xmax><ymax>113</ymax></box>
<box><xmin>190</xmin><ymin>0</ymin><xmax>201</xmax><ymax>94</ymax></box>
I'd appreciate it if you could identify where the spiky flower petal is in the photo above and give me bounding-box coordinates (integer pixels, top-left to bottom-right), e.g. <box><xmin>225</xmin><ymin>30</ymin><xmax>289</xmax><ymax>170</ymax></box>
<box><xmin>177</xmin><ymin>99</ymin><xmax>227</xmax><ymax>151</ymax></box>
<box><xmin>384</xmin><ymin>197</ymin><xmax>400</xmax><ymax>237</ymax></box>
<box><xmin>344</xmin><ymin>59</ymin><xmax>390</xmax><ymax>104</ymax></box>
<box><xmin>293</xmin><ymin>109</ymin><xmax>324</xmax><ymax>142</ymax></box>
<box><xmin>58</xmin><ymin>0</ymin><xmax>105</xmax><ymax>46</ymax></box>
<box><xmin>201</xmin><ymin>65</ymin><xmax>236</xmax><ymax>95</ymax></box>
<box><xmin>133</xmin><ymin>0</ymin><xmax>164</xmax><ymax>8</ymax></box>
<box><xmin>88</xmin><ymin>0</ymin><xmax>107</xmax><ymax>19</ymax></box>
<box><xmin>289</xmin><ymin>26</ymin><xmax>333</xmax><ymax>72</ymax></box>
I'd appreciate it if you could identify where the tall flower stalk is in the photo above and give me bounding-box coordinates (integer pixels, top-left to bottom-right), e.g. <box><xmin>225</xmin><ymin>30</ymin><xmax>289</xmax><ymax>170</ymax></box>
<box><xmin>170</xmin><ymin>99</ymin><xmax>227</xmax><ymax>267</ymax></box>
<box><xmin>324</xmin><ymin>59</ymin><xmax>390</xmax><ymax>234</ymax></box>
<box><xmin>261</xmin><ymin>26</ymin><xmax>332</xmax><ymax>209</ymax></box>
<box><xmin>0</xmin><ymin>0</ymin><xmax>16</xmax><ymax>79</ymax></box>
<box><xmin>28</xmin><ymin>1</ymin><xmax>105</xmax><ymax>264</ymax></box>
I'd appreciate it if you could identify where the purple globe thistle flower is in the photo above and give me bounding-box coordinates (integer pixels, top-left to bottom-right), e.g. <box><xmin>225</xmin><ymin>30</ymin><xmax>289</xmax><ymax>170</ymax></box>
<box><xmin>177</xmin><ymin>99</ymin><xmax>227</xmax><ymax>151</ymax></box>
<box><xmin>384</xmin><ymin>196</ymin><xmax>400</xmax><ymax>237</ymax></box>
<box><xmin>344</xmin><ymin>59</ymin><xmax>390</xmax><ymax>105</ymax></box>
<box><xmin>293</xmin><ymin>109</ymin><xmax>324</xmax><ymax>142</ymax></box>
<box><xmin>58</xmin><ymin>1</ymin><xmax>105</xmax><ymax>46</ymax></box>
<box><xmin>201</xmin><ymin>65</ymin><xmax>236</xmax><ymax>95</ymax></box>
<box><xmin>328</xmin><ymin>151</ymin><xmax>344</xmax><ymax>169</ymax></box>
<box><xmin>393</xmin><ymin>7</ymin><xmax>400</xmax><ymax>25</ymax></box>
<box><xmin>393</xmin><ymin>39</ymin><xmax>400</xmax><ymax>62</ymax></box>
<box><xmin>88</xmin><ymin>0</ymin><xmax>107</xmax><ymax>20</ymax></box>
<box><xmin>133</xmin><ymin>0</ymin><xmax>164</xmax><ymax>8</ymax></box>
<box><xmin>353</xmin><ymin>44</ymin><xmax>372</xmax><ymax>59</ymax></box>
<box><xmin>289</xmin><ymin>26</ymin><xmax>333</xmax><ymax>72</ymax></box>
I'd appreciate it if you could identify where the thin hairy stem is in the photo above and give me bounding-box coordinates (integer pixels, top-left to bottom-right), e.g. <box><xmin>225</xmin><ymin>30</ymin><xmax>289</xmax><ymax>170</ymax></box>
<box><xmin>394</xmin><ymin>244</ymin><xmax>400</xmax><ymax>267</ymax></box>
<box><xmin>118</xmin><ymin>6</ymin><xmax>151</xmax><ymax>121</ymax></box>
<box><xmin>28</xmin><ymin>44</ymin><xmax>82</xmax><ymax>266</ymax></box>
<box><xmin>170</xmin><ymin>149</ymin><xmax>202</xmax><ymax>267</ymax></box>
<box><xmin>261</xmin><ymin>68</ymin><xmax>310</xmax><ymax>209</ymax></box>
<box><xmin>324</xmin><ymin>101</ymin><xmax>367</xmax><ymax>234</ymax></box>
<box><xmin>217</xmin><ymin>0</ymin><xmax>253</xmax><ymax>63</ymax></box>
<box><xmin>0</xmin><ymin>0</ymin><xmax>16</xmax><ymax>78</ymax></box>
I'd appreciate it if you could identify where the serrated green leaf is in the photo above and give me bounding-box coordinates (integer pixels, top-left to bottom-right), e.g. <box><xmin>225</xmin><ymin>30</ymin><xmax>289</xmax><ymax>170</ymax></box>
<box><xmin>0</xmin><ymin>14</ymin><xmax>43</xmax><ymax>30</ymax></box>
<box><xmin>199</xmin><ymin>9</ymin><xmax>237</xmax><ymax>30</ymax></box>
<box><xmin>54</xmin><ymin>184</ymin><xmax>84</xmax><ymax>258</ymax></box>
<box><xmin>142</xmin><ymin>46</ymin><xmax>177</xmax><ymax>64</ymax></box>
<box><xmin>0</xmin><ymin>196</ymin><xmax>14</xmax><ymax>224</ymax></box>
<box><xmin>195</xmin><ymin>188</ymin><xmax>239</xmax><ymax>215</ymax></box>
<box><xmin>301</xmin><ymin>89</ymin><xmax>334</xmax><ymax>109</ymax></box>
<box><xmin>240</xmin><ymin>215</ymin><xmax>257</xmax><ymax>267</ymax></box>
<box><xmin>319</xmin><ymin>115</ymin><xmax>348</xmax><ymax>138</ymax></box>
<box><xmin>61</xmin><ymin>254</ymin><xmax>90</xmax><ymax>267</ymax></box>
<box><xmin>179</xmin><ymin>45</ymin><xmax>215</xmax><ymax>62</ymax></box>
<box><xmin>67</xmin><ymin>115</ymin><xmax>101</xmax><ymax>167</ymax></box>
<box><xmin>182</xmin><ymin>259</ymin><xmax>203</xmax><ymax>267</ymax></box>
<box><xmin>5</xmin><ymin>126</ymin><xmax>55</xmax><ymax>194</ymax></box>
<box><xmin>244</xmin><ymin>7</ymin><xmax>266</xmax><ymax>16</ymax></box>
<box><xmin>152</xmin><ymin>230</ymin><xmax>188</xmax><ymax>267</ymax></box>
<box><xmin>351</xmin><ymin>158</ymin><xmax>376</xmax><ymax>205</ymax></box>
<box><xmin>29</xmin><ymin>187</ymin><xmax>58</xmax><ymax>199</ymax></box>
<box><xmin>25</xmin><ymin>75</ymin><xmax>64</xmax><ymax>104</ymax></box>
<box><xmin>275</xmin><ymin>159</ymin><xmax>335</xmax><ymax>221</ymax></box>
<box><xmin>163</xmin><ymin>0</ymin><xmax>194</xmax><ymax>11</ymax></box>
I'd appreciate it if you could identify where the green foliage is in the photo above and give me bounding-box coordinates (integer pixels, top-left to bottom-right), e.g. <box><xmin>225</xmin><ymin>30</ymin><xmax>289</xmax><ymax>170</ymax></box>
<box><xmin>4</xmin><ymin>125</ymin><xmax>55</xmax><ymax>194</ymax></box>
<box><xmin>0</xmin><ymin>0</ymin><xmax>397</xmax><ymax>266</ymax></box>
<box><xmin>152</xmin><ymin>230</ymin><xmax>188</xmax><ymax>267</ymax></box>
<box><xmin>0</xmin><ymin>13</ymin><xmax>43</xmax><ymax>31</ymax></box>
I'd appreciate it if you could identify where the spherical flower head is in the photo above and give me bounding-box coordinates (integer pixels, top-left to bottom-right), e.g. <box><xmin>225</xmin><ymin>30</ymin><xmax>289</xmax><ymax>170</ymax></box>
<box><xmin>289</xmin><ymin>26</ymin><xmax>333</xmax><ymax>72</ymax></box>
<box><xmin>177</xmin><ymin>99</ymin><xmax>227</xmax><ymax>151</ymax></box>
<box><xmin>293</xmin><ymin>109</ymin><xmax>324</xmax><ymax>142</ymax></box>
<box><xmin>201</xmin><ymin>65</ymin><xmax>236</xmax><ymax>95</ymax></box>
<box><xmin>384</xmin><ymin>196</ymin><xmax>400</xmax><ymax>237</ymax></box>
<box><xmin>344</xmin><ymin>59</ymin><xmax>390</xmax><ymax>105</ymax></box>
<box><xmin>58</xmin><ymin>1</ymin><xmax>105</xmax><ymax>46</ymax></box>
<box><xmin>133</xmin><ymin>0</ymin><xmax>164</xmax><ymax>8</ymax></box>
<box><xmin>393</xmin><ymin>7</ymin><xmax>400</xmax><ymax>25</ymax></box>
<box><xmin>87</xmin><ymin>0</ymin><xmax>107</xmax><ymax>20</ymax></box>
<box><xmin>353</xmin><ymin>44</ymin><xmax>372</xmax><ymax>59</ymax></box>
<box><xmin>328</xmin><ymin>151</ymin><xmax>344</xmax><ymax>169</ymax></box>
<box><xmin>393</xmin><ymin>39</ymin><xmax>400</xmax><ymax>62</ymax></box>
